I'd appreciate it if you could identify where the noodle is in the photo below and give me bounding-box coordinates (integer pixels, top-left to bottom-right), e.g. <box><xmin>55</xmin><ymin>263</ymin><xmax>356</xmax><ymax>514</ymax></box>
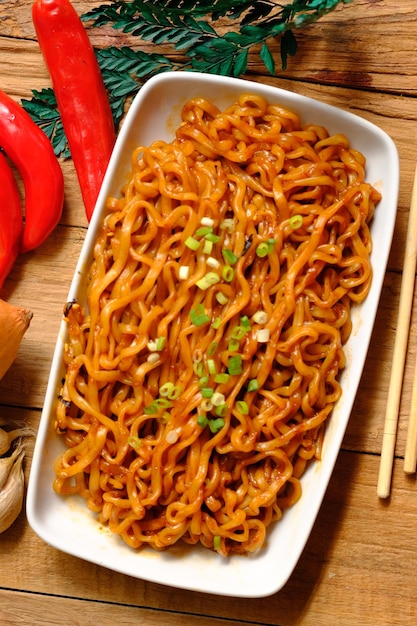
<box><xmin>53</xmin><ymin>93</ymin><xmax>381</xmax><ymax>555</ymax></box>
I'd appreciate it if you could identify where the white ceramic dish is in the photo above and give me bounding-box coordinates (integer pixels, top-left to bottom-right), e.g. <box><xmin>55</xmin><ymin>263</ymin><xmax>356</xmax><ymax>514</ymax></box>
<box><xmin>26</xmin><ymin>71</ymin><xmax>399</xmax><ymax>598</ymax></box>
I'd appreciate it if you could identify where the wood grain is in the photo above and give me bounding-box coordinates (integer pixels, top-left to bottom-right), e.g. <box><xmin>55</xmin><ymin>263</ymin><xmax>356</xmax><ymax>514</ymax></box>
<box><xmin>1</xmin><ymin>1</ymin><xmax>417</xmax><ymax>625</ymax></box>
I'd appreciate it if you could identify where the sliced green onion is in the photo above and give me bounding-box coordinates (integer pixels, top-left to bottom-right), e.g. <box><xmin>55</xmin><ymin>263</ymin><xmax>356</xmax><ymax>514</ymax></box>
<box><xmin>207</xmin><ymin>256</ymin><xmax>221</xmax><ymax>269</ymax></box>
<box><xmin>212</xmin><ymin>317</ymin><xmax>222</xmax><ymax>329</ymax></box>
<box><xmin>205</xmin><ymin>233</ymin><xmax>221</xmax><ymax>243</ymax></box>
<box><xmin>236</xmin><ymin>400</ymin><xmax>249</xmax><ymax>415</ymax></box>
<box><xmin>215</xmin><ymin>403</ymin><xmax>228</xmax><ymax>417</ymax></box>
<box><xmin>155</xmin><ymin>336</ymin><xmax>166</xmax><ymax>351</ymax></box>
<box><xmin>190</xmin><ymin>305</ymin><xmax>210</xmax><ymax>326</ymax></box>
<box><xmin>228</xmin><ymin>339</ymin><xmax>240</xmax><ymax>352</ymax></box>
<box><xmin>144</xmin><ymin>403</ymin><xmax>158</xmax><ymax>415</ymax></box>
<box><xmin>207</xmin><ymin>359</ymin><xmax>217</xmax><ymax>375</ymax></box>
<box><xmin>213</xmin><ymin>535</ymin><xmax>221</xmax><ymax>550</ymax></box>
<box><xmin>207</xmin><ymin>341</ymin><xmax>219</xmax><ymax>356</ymax></box>
<box><xmin>211</xmin><ymin>392</ymin><xmax>225</xmax><ymax>407</ymax></box>
<box><xmin>199</xmin><ymin>375</ymin><xmax>209</xmax><ymax>387</ymax></box>
<box><xmin>228</xmin><ymin>355</ymin><xmax>243</xmax><ymax>375</ymax></box>
<box><xmin>231</xmin><ymin>325</ymin><xmax>247</xmax><ymax>340</ymax></box>
<box><xmin>201</xmin><ymin>387</ymin><xmax>214</xmax><ymax>398</ymax></box>
<box><xmin>203</xmin><ymin>239</ymin><xmax>213</xmax><ymax>254</ymax></box>
<box><xmin>179</xmin><ymin>265</ymin><xmax>190</xmax><ymax>280</ymax></box>
<box><xmin>193</xmin><ymin>361</ymin><xmax>204</xmax><ymax>377</ymax></box>
<box><xmin>222</xmin><ymin>265</ymin><xmax>234</xmax><ymax>282</ymax></box>
<box><xmin>159</xmin><ymin>382</ymin><xmax>174</xmax><ymax>397</ymax></box>
<box><xmin>256</xmin><ymin>242</ymin><xmax>270</xmax><ymax>257</ymax></box>
<box><xmin>253</xmin><ymin>310</ymin><xmax>268</xmax><ymax>324</ymax></box>
<box><xmin>195</xmin><ymin>226</ymin><xmax>213</xmax><ymax>237</ymax></box>
<box><xmin>222</xmin><ymin>249</ymin><xmax>238</xmax><ymax>265</ymax></box>
<box><xmin>209</xmin><ymin>417</ymin><xmax>225</xmax><ymax>432</ymax></box>
<box><xmin>197</xmin><ymin>414</ymin><xmax>209</xmax><ymax>428</ymax></box>
<box><xmin>201</xmin><ymin>216</ymin><xmax>215</xmax><ymax>227</ymax></box>
<box><xmin>256</xmin><ymin>239</ymin><xmax>276</xmax><ymax>257</ymax></box>
<box><xmin>214</xmin><ymin>373</ymin><xmax>230</xmax><ymax>384</ymax></box>
<box><xmin>201</xmin><ymin>399</ymin><xmax>213</xmax><ymax>411</ymax></box>
<box><xmin>127</xmin><ymin>435</ymin><xmax>141</xmax><ymax>450</ymax></box>
<box><xmin>185</xmin><ymin>236</ymin><xmax>200</xmax><ymax>251</ymax></box>
<box><xmin>247</xmin><ymin>379</ymin><xmax>259</xmax><ymax>392</ymax></box>
<box><xmin>167</xmin><ymin>384</ymin><xmax>181</xmax><ymax>400</ymax></box>
<box><xmin>220</xmin><ymin>218</ymin><xmax>234</xmax><ymax>232</ymax></box>
<box><xmin>257</xmin><ymin>328</ymin><xmax>270</xmax><ymax>343</ymax></box>
<box><xmin>196</xmin><ymin>272</ymin><xmax>220</xmax><ymax>290</ymax></box>
<box><xmin>289</xmin><ymin>214</ymin><xmax>303</xmax><ymax>229</ymax></box>
<box><xmin>240</xmin><ymin>315</ymin><xmax>251</xmax><ymax>331</ymax></box>
<box><xmin>154</xmin><ymin>398</ymin><xmax>172</xmax><ymax>408</ymax></box>
<box><xmin>215</xmin><ymin>292</ymin><xmax>229</xmax><ymax>305</ymax></box>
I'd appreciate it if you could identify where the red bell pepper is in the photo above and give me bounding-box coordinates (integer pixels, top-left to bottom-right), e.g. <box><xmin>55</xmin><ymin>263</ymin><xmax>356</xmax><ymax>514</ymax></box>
<box><xmin>0</xmin><ymin>89</ymin><xmax>64</xmax><ymax>254</ymax></box>
<box><xmin>32</xmin><ymin>0</ymin><xmax>116</xmax><ymax>221</ymax></box>
<box><xmin>0</xmin><ymin>152</ymin><xmax>23</xmax><ymax>289</ymax></box>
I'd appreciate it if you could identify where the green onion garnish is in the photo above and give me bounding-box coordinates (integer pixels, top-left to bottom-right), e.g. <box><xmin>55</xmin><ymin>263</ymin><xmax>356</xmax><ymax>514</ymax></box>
<box><xmin>155</xmin><ymin>336</ymin><xmax>166</xmax><ymax>351</ymax></box>
<box><xmin>240</xmin><ymin>315</ymin><xmax>251</xmax><ymax>330</ymax></box>
<box><xmin>212</xmin><ymin>317</ymin><xmax>222</xmax><ymax>329</ymax></box>
<box><xmin>207</xmin><ymin>341</ymin><xmax>219</xmax><ymax>356</ymax></box>
<box><xmin>144</xmin><ymin>403</ymin><xmax>158</xmax><ymax>415</ymax></box>
<box><xmin>209</xmin><ymin>417</ymin><xmax>225</xmax><ymax>433</ymax></box>
<box><xmin>228</xmin><ymin>355</ymin><xmax>243</xmax><ymax>375</ymax></box>
<box><xmin>196</xmin><ymin>272</ymin><xmax>220</xmax><ymax>290</ymax></box>
<box><xmin>231</xmin><ymin>325</ymin><xmax>247</xmax><ymax>340</ymax></box>
<box><xmin>289</xmin><ymin>214</ymin><xmax>303</xmax><ymax>229</ymax></box>
<box><xmin>127</xmin><ymin>435</ymin><xmax>141</xmax><ymax>450</ymax></box>
<box><xmin>197</xmin><ymin>414</ymin><xmax>209</xmax><ymax>428</ymax></box>
<box><xmin>236</xmin><ymin>400</ymin><xmax>249</xmax><ymax>415</ymax></box>
<box><xmin>154</xmin><ymin>398</ymin><xmax>172</xmax><ymax>408</ymax></box>
<box><xmin>256</xmin><ymin>238</ymin><xmax>276</xmax><ymax>257</ymax></box>
<box><xmin>159</xmin><ymin>382</ymin><xmax>174</xmax><ymax>397</ymax></box>
<box><xmin>201</xmin><ymin>387</ymin><xmax>214</xmax><ymax>398</ymax></box>
<box><xmin>215</xmin><ymin>291</ymin><xmax>229</xmax><ymax>305</ymax></box>
<box><xmin>222</xmin><ymin>265</ymin><xmax>234</xmax><ymax>282</ymax></box>
<box><xmin>247</xmin><ymin>379</ymin><xmax>259</xmax><ymax>392</ymax></box>
<box><xmin>213</xmin><ymin>535</ymin><xmax>221</xmax><ymax>551</ymax></box>
<box><xmin>195</xmin><ymin>226</ymin><xmax>213</xmax><ymax>237</ymax></box>
<box><xmin>185</xmin><ymin>236</ymin><xmax>200</xmax><ymax>251</ymax></box>
<box><xmin>228</xmin><ymin>339</ymin><xmax>240</xmax><ymax>352</ymax></box>
<box><xmin>214</xmin><ymin>373</ymin><xmax>230</xmax><ymax>384</ymax></box>
<box><xmin>222</xmin><ymin>249</ymin><xmax>238</xmax><ymax>265</ymax></box>
<box><xmin>205</xmin><ymin>233</ymin><xmax>221</xmax><ymax>243</ymax></box>
<box><xmin>207</xmin><ymin>359</ymin><xmax>217</xmax><ymax>375</ymax></box>
<box><xmin>190</xmin><ymin>304</ymin><xmax>210</xmax><ymax>326</ymax></box>
<box><xmin>193</xmin><ymin>361</ymin><xmax>204</xmax><ymax>377</ymax></box>
<box><xmin>215</xmin><ymin>404</ymin><xmax>228</xmax><ymax>417</ymax></box>
<box><xmin>203</xmin><ymin>239</ymin><xmax>213</xmax><ymax>255</ymax></box>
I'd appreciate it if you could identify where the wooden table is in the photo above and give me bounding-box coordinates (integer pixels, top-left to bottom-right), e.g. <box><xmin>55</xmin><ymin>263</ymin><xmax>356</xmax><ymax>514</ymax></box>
<box><xmin>1</xmin><ymin>2</ymin><xmax>416</xmax><ymax>624</ymax></box>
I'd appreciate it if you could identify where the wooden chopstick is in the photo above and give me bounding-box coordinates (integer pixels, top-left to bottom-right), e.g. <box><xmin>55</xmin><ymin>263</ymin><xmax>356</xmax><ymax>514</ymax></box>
<box><xmin>377</xmin><ymin>164</ymin><xmax>417</xmax><ymax>498</ymax></box>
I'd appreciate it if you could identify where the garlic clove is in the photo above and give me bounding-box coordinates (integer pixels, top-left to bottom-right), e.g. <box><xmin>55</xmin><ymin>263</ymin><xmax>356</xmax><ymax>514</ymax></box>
<box><xmin>0</xmin><ymin>447</ymin><xmax>25</xmax><ymax>533</ymax></box>
<box><xmin>0</xmin><ymin>439</ymin><xmax>25</xmax><ymax>490</ymax></box>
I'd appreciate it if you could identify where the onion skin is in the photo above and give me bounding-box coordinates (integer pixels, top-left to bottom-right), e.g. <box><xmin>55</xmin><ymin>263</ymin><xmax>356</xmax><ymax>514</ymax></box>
<box><xmin>0</xmin><ymin>299</ymin><xmax>33</xmax><ymax>381</ymax></box>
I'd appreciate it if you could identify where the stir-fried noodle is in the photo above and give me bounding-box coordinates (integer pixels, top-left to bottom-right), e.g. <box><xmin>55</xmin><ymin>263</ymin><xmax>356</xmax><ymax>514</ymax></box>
<box><xmin>54</xmin><ymin>94</ymin><xmax>381</xmax><ymax>555</ymax></box>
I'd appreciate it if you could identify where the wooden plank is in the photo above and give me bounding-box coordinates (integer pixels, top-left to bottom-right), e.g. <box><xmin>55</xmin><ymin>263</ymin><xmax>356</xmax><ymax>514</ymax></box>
<box><xmin>1</xmin><ymin>452</ymin><xmax>416</xmax><ymax>626</ymax></box>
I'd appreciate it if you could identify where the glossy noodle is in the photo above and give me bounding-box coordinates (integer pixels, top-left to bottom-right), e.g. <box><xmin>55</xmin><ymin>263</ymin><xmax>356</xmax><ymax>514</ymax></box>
<box><xmin>54</xmin><ymin>94</ymin><xmax>381</xmax><ymax>555</ymax></box>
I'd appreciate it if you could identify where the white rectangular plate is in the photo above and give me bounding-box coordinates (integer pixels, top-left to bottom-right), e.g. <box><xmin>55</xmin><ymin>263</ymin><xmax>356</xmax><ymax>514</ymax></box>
<box><xmin>26</xmin><ymin>71</ymin><xmax>399</xmax><ymax>598</ymax></box>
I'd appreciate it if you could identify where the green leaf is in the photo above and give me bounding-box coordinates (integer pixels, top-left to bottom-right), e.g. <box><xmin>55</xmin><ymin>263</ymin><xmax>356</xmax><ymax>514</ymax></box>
<box><xmin>21</xmin><ymin>89</ymin><xmax>71</xmax><ymax>158</ymax></box>
<box><xmin>280</xmin><ymin>29</ymin><xmax>298</xmax><ymax>70</ymax></box>
<box><xmin>259</xmin><ymin>42</ymin><xmax>275</xmax><ymax>75</ymax></box>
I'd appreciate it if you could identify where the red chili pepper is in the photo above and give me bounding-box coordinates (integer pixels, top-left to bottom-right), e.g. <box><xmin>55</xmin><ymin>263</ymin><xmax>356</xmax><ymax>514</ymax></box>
<box><xmin>32</xmin><ymin>0</ymin><xmax>116</xmax><ymax>222</ymax></box>
<box><xmin>0</xmin><ymin>89</ymin><xmax>64</xmax><ymax>254</ymax></box>
<box><xmin>0</xmin><ymin>152</ymin><xmax>23</xmax><ymax>289</ymax></box>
